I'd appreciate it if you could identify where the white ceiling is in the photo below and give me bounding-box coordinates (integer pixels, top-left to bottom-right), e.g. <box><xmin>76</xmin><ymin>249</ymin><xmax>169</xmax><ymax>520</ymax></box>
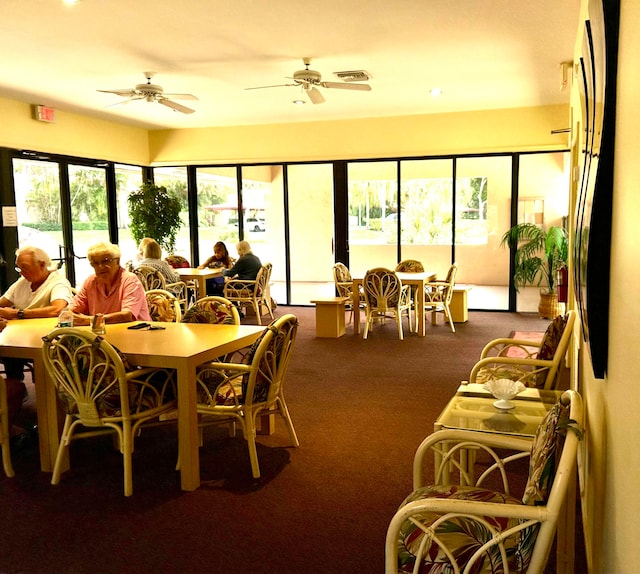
<box><xmin>0</xmin><ymin>0</ymin><xmax>580</xmax><ymax>131</ymax></box>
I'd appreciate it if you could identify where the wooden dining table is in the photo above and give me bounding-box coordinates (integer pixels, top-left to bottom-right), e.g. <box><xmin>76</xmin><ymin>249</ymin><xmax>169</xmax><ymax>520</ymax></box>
<box><xmin>0</xmin><ymin>317</ymin><xmax>265</xmax><ymax>491</ymax></box>
<box><xmin>352</xmin><ymin>271</ymin><xmax>436</xmax><ymax>336</ymax></box>
<box><xmin>175</xmin><ymin>267</ymin><xmax>223</xmax><ymax>299</ymax></box>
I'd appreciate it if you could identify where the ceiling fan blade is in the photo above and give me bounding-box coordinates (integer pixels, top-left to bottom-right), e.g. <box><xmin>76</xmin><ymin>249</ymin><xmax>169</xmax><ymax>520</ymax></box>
<box><xmin>158</xmin><ymin>98</ymin><xmax>195</xmax><ymax>114</ymax></box>
<box><xmin>306</xmin><ymin>86</ymin><xmax>325</xmax><ymax>104</ymax></box>
<box><xmin>162</xmin><ymin>93</ymin><xmax>199</xmax><ymax>101</ymax></box>
<box><xmin>321</xmin><ymin>81</ymin><xmax>372</xmax><ymax>91</ymax></box>
<box><xmin>97</xmin><ymin>89</ymin><xmax>138</xmax><ymax>97</ymax></box>
<box><xmin>105</xmin><ymin>96</ymin><xmax>144</xmax><ymax>108</ymax></box>
<box><xmin>245</xmin><ymin>83</ymin><xmax>298</xmax><ymax>91</ymax></box>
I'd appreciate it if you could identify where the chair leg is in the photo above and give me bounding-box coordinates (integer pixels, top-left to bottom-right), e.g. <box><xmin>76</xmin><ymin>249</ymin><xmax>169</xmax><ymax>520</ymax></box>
<box><xmin>444</xmin><ymin>305</ymin><xmax>456</xmax><ymax>333</ymax></box>
<box><xmin>253</xmin><ymin>302</ymin><xmax>262</xmax><ymax>325</ymax></box>
<box><xmin>122</xmin><ymin>423</ymin><xmax>134</xmax><ymax>497</ymax></box>
<box><xmin>397</xmin><ymin>311</ymin><xmax>404</xmax><ymax>340</ymax></box>
<box><xmin>246</xmin><ymin>420</ymin><xmax>261</xmax><ymax>479</ymax></box>
<box><xmin>51</xmin><ymin>415</ymin><xmax>73</xmax><ymax>486</ymax></box>
<box><xmin>277</xmin><ymin>397</ymin><xmax>300</xmax><ymax>447</ymax></box>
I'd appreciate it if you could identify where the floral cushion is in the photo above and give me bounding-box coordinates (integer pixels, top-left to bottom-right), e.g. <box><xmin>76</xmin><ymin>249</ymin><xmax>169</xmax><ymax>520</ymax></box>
<box><xmin>196</xmin><ymin>300</ymin><xmax>238</xmax><ymax>325</ymax></box>
<box><xmin>396</xmin><ymin>485</ymin><xmax>524</xmax><ymax>574</ymax></box>
<box><xmin>196</xmin><ymin>323</ymin><xmax>273</xmax><ymax>406</ymax></box>
<box><xmin>165</xmin><ymin>255</ymin><xmax>190</xmax><ymax>268</ymax></box>
<box><xmin>182</xmin><ymin>304</ymin><xmax>216</xmax><ymax>324</ymax></box>
<box><xmin>534</xmin><ymin>314</ymin><xmax>568</xmax><ymax>387</ymax></box>
<box><xmin>522</xmin><ymin>399</ymin><xmax>570</xmax><ymax>506</ymax></box>
<box><xmin>147</xmin><ymin>293</ymin><xmax>178</xmax><ymax>322</ymax></box>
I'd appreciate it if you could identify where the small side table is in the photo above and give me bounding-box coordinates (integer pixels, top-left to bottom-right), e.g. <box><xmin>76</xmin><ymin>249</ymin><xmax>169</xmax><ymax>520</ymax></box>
<box><xmin>450</xmin><ymin>285</ymin><xmax>472</xmax><ymax>323</ymax></box>
<box><xmin>311</xmin><ymin>297</ymin><xmax>349</xmax><ymax>338</ymax></box>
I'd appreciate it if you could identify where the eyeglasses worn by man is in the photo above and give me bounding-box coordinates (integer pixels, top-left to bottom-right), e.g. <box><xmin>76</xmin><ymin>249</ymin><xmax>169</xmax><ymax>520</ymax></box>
<box><xmin>71</xmin><ymin>241</ymin><xmax>151</xmax><ymax>325</ymax></box>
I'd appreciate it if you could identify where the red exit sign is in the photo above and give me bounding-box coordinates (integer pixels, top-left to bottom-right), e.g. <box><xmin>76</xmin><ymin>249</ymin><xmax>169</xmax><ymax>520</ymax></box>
<box><xmin>33</xmin><ymin>105</ymin><xmax>55</xmax><ymax>123</ymax></box>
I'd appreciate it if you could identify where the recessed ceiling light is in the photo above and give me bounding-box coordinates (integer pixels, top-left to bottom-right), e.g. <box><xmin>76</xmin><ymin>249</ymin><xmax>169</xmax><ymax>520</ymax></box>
<box><xmin>293</xmin><ymin>99</ymin><xmax>305</xmax><ymax>105</ymax></box>
<box><xmin>429</xmin><ymin>87</ymin><xmax>443</xmax><ymax>97</ymax></box>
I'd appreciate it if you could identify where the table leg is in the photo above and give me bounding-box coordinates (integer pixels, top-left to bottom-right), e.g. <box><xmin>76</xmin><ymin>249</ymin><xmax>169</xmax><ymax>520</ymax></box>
<box><xmin>33</xmin><ymin>355</ymin><xmax>68</xmax><ymax>473</ymax></box>
<box><xmin>176</xmin><ymin>361</ymin><xmax>200</xmax><ymax>491</ymax></box>
<box><xmin>352</xmin><ymin>282</ymin><xmax>361</xmax><ymax>335</ymax></box>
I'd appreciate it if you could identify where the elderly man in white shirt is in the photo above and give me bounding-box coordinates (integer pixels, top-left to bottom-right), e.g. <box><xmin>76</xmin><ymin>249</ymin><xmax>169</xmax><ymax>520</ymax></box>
<box><xmin>0</xmin><ymin>246</ymin><xmax>73</xmax><ymax>443</ymax></box>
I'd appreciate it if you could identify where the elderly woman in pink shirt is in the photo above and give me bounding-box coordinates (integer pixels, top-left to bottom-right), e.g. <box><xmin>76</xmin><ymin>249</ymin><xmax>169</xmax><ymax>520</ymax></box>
<box><xmin>71</xmin><ymin>241</ymin><xmax>151</xmax><ymax>325</ymax></box>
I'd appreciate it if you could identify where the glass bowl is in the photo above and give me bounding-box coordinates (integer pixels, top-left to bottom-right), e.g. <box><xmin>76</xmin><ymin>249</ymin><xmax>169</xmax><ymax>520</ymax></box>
<box><xmin>482</xmin><ymin>379</ymin><xmax>526</xmax><ymax>410</ymax></box>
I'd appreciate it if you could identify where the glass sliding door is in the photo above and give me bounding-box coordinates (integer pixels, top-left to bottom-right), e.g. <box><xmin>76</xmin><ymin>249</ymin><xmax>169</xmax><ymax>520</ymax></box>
<box><xmin>287</xmin><ymin>163</ymin><xmax>334</xmax><ymax>304</ymax></box>
<box><xmin>347</xmin><ymin>161</ymin><xmax>398</xmax><ymax>277</ymax></box>
<box><xmin>399</xmin><ymin>159</ymin><xmax>453</xmax><ymax>276</ymax></box>
<box><xmin>67</xmin><ymin>163</ymin><xmax>110</xmax><ymax>286</ymax></box>
<box><xmin>154</xmin><ymin>166</ymin><xmax>190</xmax><ymax>263</ymax></box>
<box><xmin>240</xmin><ymin>165</ymin><xmax>284</xmax><ymax>299</ymax></box>
<box><xmin>12</xmin><ymin>157</ymin><xmax>65</xmax><ymax>266</ymax></box>
<box><xmin>455</xmin><ymin>156</ymin><xmax>512</xmax><ymax>310</ymax></box>
<box><xmin>195</xmin><ymin>166</ymin><xmax>239</xmax><ymax>266</ymax></box>
<box><xmin>516</xmin><ymin>152</ymin><xmax>570</xmax><ymax>312</ymax></box>
<box><xmin>114</xmin><ymin>163</ymin><xmax>143</xmax><ymax>268</ymax></box>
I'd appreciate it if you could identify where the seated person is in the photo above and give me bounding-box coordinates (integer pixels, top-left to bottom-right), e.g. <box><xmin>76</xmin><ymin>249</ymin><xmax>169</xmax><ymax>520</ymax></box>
<box><xmin>0</xmin><ymin>246</ymin><xmax>73</xmax><ymax>444</ymax></box>
<box><xmin>135</xmin><ymin>237</ymin><xmax>183</xmax><ymax>295</ymax></box>
<box><xmin>198</xmin><ymin>241</ymin><xmax>235</xmax><ymax>296</ymax></box>
<box><xmin>223</xmin><ymin>240</ymin><xmax>262</xmax><ymax>283</ymax></box>
<box><xmin>71</xmin><ymin>241</ymin><xmax>151</xmax><ymax>325</ymax></box>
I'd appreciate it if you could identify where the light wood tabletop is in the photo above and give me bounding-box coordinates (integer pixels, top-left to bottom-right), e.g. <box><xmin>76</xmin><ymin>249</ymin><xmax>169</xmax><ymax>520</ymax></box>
<box><xmin>0</xmin><ymin>317</ymin><xmax>265</xmax><ymax>491</ymax></box>
<box><xmin>175</xmin><ymin>267</ymin><xmax>223</xmax><ymax>299</ymax></box>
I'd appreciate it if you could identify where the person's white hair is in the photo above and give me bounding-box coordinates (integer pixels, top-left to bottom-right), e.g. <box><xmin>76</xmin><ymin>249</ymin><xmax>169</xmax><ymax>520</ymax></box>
<box><xmin>16</xmin><ymin>246</ymin><xmax>52</xmax><ymax>268</ymax></box>
<box><xmin>87</xmin><ymin>241</ymin><xmax>121</xmax><ymax>261</ymax></box>
<box><xmin>236</xmin><ymin>240</ymin><xmax>252</xmax><ymax>257</ymax></box>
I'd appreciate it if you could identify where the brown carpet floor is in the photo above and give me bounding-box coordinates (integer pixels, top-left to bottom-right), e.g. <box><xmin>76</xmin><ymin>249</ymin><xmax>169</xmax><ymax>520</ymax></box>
<box><xmin>0</xmin><ymin>308</ymin><xmax>582</xmax><ymax>573</ymax></box>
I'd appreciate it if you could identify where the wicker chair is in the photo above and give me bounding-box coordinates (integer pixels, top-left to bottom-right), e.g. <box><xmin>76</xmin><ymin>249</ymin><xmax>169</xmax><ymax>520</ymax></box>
<box><xmin>395</xmin><ymin>259</ymin><xmax>425</xmax><ymax>273</ymax></box>
<box><xmin>195</xmin><ymin>314</ymin><xmax>299</xmax><ymax>478</ymax></box>
<box><xmin>184</xmin><ymin>296</ymin><xmax>241</xmax><ymax>325</ymax></box>
<box><xmin>469</xmin><ymin>310</ymin><xmax>577</xmax><ymax>390</ymax></box>
<box><xmin>145</xmin><ymin>289</ymin><xmax>182</xmax><ymax>322</ymax></box>
<box><xmin>332</xmin><ymin>262</ymin><xmax>364</xmax><ymax>326</ymax></box>
<box><xmin>424</xmin><ymin>263</ymin><xmax>457</xmax><ymax>332</ymax></box>
<box><xmin>223</xmin><ymin>263</ymin><xmax>274</xmax><ymax>325</ymax></box>
<box><xmin>362</xmin><ymin>268</ymin><xmax>413</xmax><ymax>340</ymax></box>
<box><xmin>385</xmin><ymin>390</ymin><xmax>583</xmax><ymax>574</ymax></box>
<box><xmin>41</xmin><ymin>328</ymin><xmax>177</xmax><ymax>496</ymax></box>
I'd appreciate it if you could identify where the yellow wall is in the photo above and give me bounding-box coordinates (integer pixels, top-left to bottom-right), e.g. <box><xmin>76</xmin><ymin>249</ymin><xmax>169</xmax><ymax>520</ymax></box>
<box><xmin>148</xmin><ymin>105</ymin><xmax>570</xmax><ymax>165</ymax></box>
<box><xmin>576</xmin><ymin>1</ymin><xmax>640</xmax><ymax>572</ymax></box>
<box><xmin>0</xmin><ymin>97</ymin><xmax>149</xmax><ymax>165</ymax></box>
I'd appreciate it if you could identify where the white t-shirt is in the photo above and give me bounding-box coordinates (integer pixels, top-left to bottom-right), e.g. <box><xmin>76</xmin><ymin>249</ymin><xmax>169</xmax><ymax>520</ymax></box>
<box><xmin>2</xmin><ymin>271</ymin><xmax>73</xmax><ymax>309</ymax></box>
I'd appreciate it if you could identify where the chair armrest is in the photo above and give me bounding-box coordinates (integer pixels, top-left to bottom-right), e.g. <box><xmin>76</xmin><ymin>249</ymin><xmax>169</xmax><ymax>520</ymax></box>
<box><xmin>480</xmin><ymin>337</ymin><xmax>542</xmax><ymax>359</ymax></box>
<box><xmin>468</xmin><ymin>356</ymin><xmax>554</xmax><ymax>385</ymax></box>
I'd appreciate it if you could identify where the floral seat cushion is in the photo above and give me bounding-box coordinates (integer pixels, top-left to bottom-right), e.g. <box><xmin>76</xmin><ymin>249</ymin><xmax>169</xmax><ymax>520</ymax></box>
<box><xmin>396</xmin><ymin>485</ymin><xmax>525</xmax><ymax>574</ymax></box>
<box><xmin>196</xmin><ymin>323</ymin><xmax>276</xmax><ymax>406</ymax></box>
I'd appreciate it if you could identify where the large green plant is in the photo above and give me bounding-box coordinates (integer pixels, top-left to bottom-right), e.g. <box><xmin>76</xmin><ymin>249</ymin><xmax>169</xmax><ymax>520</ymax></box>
<box><xmin>500</xmin><ymin>223</ymin><xmax>568</xmax><ymax>294</ymax></box>
<box><xmin>128</xmin><ymin>182</ymin><xmax>183</xmax><ymax>253</ymax></box>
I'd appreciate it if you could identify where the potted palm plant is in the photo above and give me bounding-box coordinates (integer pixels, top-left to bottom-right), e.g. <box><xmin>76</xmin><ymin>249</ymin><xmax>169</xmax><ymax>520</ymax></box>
<box><xmin>500</xmin><ymin>223</ymin><xmax>569</xmax><ymax>318</ymax></box>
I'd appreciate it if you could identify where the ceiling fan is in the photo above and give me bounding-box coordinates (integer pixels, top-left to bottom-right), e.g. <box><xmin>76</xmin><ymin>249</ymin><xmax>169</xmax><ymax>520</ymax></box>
<box><xmin>97</xmin><ymin>72</ymin><xmax>199</xmax><ymax>114</ymax></box>
<box><xmin>245</xmin><ymin>58</ymin><xmax>371</xmax><ymax>104</ymax></box>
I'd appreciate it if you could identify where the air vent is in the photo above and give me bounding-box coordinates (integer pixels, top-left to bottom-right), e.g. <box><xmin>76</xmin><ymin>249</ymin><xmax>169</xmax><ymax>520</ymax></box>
<box><xmin>333</xmin><ymin>70</ymin><xmax>371</xmax><ymax>82</ymax></box>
